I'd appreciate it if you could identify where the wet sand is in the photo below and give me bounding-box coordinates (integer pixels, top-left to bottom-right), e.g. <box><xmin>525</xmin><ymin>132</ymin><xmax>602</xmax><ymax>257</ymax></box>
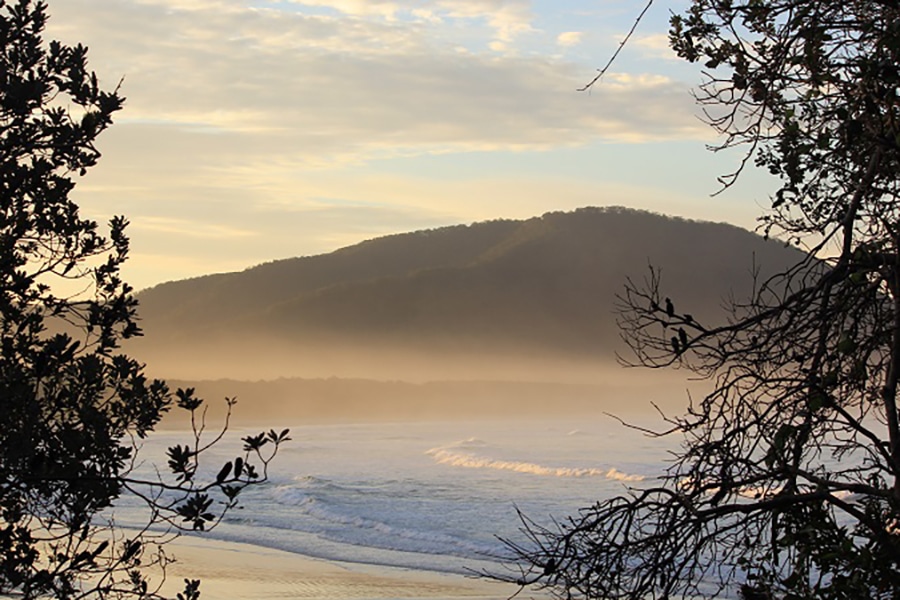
<box><xmin>157</xmin><ymin>535</ymin><xmax>515</xmax><ymax>600</ymax></box>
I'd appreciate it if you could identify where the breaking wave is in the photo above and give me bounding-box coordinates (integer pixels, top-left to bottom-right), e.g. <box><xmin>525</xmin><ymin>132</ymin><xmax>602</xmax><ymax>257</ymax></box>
<box><xmin>426</xmin><ymin>447</ymin><xmax>645</xmax><ymax>481</ymax></box>
<box><xmin>267</xmin><ymin>484</ymin><xmax>496</xmax><ymax>560</ymax></box>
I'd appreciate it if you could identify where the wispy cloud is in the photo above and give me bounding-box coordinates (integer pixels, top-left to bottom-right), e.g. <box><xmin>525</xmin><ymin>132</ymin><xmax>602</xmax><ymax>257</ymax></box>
<box><xmin>287</xmin><ymin>0</ymin><xmax>535</xmax><ymax>44</ymax></box>
<box><xmin>42</xmin><ymin>0</ymin><xmax>740</xmax><ymax>289</ymax></box>
<box><xmin>130</xmin><ymin>216</ymin><xmax>258</xmax><ymax>239</ymax></box>
<box><xmin>557</xmin><ymin>31</ymin><xmax>583</xmax><ymax>47</ymax></box>
<box><xmin>632</xmin><ymin>33</ymin><xmax>677</xmax><ymax>60</ymax></box>
<box><xmin>49</xmin><ymin>0</ymin><xmax>701</xmax><ymax>157</ymax></box>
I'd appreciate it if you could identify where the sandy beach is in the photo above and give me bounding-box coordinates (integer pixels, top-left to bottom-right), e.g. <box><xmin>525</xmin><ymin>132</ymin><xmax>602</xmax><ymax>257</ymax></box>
<box><xmin>157</xmin><ymin>535</ymin><xmax>516</xmax><ymax>600</ymax></box>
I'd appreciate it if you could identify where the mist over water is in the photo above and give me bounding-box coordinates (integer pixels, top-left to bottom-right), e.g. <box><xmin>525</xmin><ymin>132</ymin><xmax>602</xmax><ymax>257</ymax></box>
<box><xmin>77</xmin><ymin>204</ymin><xmax>820</xmax><ymax>600</ymax></box>
<box><xmin>116</xmin><ymin>210</ymin><xmax>761</xmax><ymax>586</ymax></box>
<box><xmin>116</xmin><ymin>416</ymin><xmax>675</xmax><ymax>575</ymax></box>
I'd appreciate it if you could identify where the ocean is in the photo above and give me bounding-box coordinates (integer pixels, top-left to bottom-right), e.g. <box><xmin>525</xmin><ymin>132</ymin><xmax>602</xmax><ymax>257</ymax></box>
<box><xmin>116</xmin><ymin>416</ymin><xmax>674</xmax><ymax>578</ymax></box>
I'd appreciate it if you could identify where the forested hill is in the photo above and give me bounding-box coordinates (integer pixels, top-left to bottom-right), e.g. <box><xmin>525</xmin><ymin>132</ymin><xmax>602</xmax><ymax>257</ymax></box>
<box><xmin>131</xmin><ymin>207</ymin><xmax>805</xmax><ymax>382</ymax></box>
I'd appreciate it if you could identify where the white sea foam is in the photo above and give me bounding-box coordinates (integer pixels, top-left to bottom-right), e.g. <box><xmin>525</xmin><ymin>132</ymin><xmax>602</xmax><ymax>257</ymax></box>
<box><xmin>680</xmin><ymin>478</ymin><xmax>785</xmax><ymax>500</ymax></box>
<box><xmin>266</xmin><ymin>485</ymin><xmax>496</xmax><ymax>558</ymax></box>
<box><xmin>115</xmin><ymin>419</ymin><xmax>670</xmax><ymax>575</ymax></box>
<box><xmin>426</xmin><ymin>448</ymin><xmax>646</xmax><ymax>481</ymax></box>
<box><xmin>271</xmin><ymin>484</ymin><xmax>313</xmax><ymax>506</ymax></box>
<box><xmin>605</xmin><ymin>467</ymin><xmax>646</xmax><ymax>482</ymax></box>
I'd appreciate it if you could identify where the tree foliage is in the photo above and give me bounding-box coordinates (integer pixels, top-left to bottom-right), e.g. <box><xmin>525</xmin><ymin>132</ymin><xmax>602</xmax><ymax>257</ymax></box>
<box><xmin>496</xmin><ymin>1</ymin><xmax>900</xmax><ymax>598</ymax></box>
<box><xmin>0</xmin><ymin>1</ymin><xmax>287</xmax><ymax>597</ymax></box>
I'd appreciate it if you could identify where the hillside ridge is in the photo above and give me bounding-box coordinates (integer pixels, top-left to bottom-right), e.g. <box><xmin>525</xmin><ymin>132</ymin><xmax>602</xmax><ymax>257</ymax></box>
<box><xmin>131</xmin><ymin>206</ymin><xmax>803</xmax><ymax>382</ymax></box>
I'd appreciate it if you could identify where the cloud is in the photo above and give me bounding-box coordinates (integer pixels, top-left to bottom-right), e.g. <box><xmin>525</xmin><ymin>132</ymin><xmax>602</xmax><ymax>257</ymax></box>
<box><xmin>41</xmin><ymin>0</ymin><xmax>724</xmax><ymax>288</ymax></box>
<box><xmin>129</xmin><ymin>216</ymin><xmax>258</xmax><ymax>239</ymax></box>
<box><xmin>557</xmin><ymin>31</ymin><xmax>583</xmax><ymax>47</ymax></box>
<box><xmin>632</xmin><ymin>33</ymin><xmax>677</xmax><ymax>60</ymax></box>
<box><xmin>49</xmin><ymin>0</ymin><xmax>702</xmax><ymax>160</ymax></box>
<box><xmin>285</xmin><ymin>0</ymin><xmax>403</xmax><ymax>19</ymax></box>
<box><xmin>287</xmin><ymin>0</ymin><xmax>535</xmax><ymax>44</ymax></box>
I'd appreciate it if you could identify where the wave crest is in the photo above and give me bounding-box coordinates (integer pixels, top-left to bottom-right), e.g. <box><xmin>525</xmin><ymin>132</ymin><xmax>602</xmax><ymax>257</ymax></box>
<box><xmin>426</xmin><ymin>448</ymin><xmax>645</xmax><ymax>481</ymax></box>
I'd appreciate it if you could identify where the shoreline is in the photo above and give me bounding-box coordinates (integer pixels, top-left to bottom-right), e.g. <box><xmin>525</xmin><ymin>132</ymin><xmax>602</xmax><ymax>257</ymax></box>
<box><xmin>156</xmin><ymin>534</ymin><xmax>516</xmax><ymax>600</ymax></box>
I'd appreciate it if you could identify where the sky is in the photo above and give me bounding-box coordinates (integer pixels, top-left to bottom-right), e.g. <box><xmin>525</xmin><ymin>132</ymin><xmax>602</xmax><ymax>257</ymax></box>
<box><xmin>45</xmin><ymin>0</ymin><xmax>781</xmax><ymax>291</ymax></box>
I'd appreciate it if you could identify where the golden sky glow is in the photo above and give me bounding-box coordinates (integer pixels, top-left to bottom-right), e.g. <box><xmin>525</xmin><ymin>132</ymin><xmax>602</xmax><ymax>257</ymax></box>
<box><xmin>45</xmin><ymin>0</ymin><xmax>778</xmax><ymax>290</ymax></box>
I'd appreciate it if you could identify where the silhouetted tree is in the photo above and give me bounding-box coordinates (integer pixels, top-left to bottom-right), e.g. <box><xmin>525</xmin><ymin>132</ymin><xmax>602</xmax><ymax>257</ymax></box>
<box><xmin>0</xmin><ymin>1</ymin><xmax>287</xmax><ymax>597</ymax></box>
<box><xmin>494</xmin><ymin>1</ymin><xmax>900</xmax><ymax>598</ymax></box>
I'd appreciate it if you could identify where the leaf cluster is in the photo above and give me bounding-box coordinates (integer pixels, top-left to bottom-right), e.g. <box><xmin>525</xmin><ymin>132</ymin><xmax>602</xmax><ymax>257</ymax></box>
<box><xmin>0</xmin><ymin>2</ymin><xmax>288</xmax><ymax>598</ymax></box>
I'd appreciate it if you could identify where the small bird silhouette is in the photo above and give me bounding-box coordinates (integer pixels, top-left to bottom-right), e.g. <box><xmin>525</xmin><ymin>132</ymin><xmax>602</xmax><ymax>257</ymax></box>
<box><xmin>678</xmin><ymin>327</ymin><xmax>688</xmax><ymax>348</ymax></box>
<box><xmin>542</xmin><ymin>558</ymin><xmax>557</xmax><ymax>576</ymax></box>
<box><xmin>665</xmin><ymin>297</ymin><xmax>675</xmax><ymax>317</ymax></box>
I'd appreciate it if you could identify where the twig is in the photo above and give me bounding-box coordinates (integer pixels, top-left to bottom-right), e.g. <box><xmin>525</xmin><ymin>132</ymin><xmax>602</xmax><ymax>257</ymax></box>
<box><xmin>578</xmin><ymin>0</ymin><xmax>655</xmax><ymax>92</ymax></box>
